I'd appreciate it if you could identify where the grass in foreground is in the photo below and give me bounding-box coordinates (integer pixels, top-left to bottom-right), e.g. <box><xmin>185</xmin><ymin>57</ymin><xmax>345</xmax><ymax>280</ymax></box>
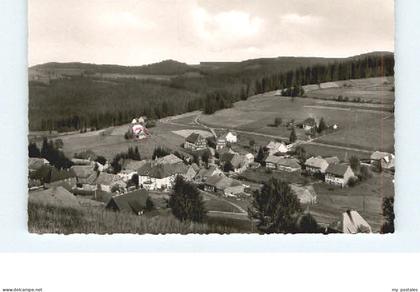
<box><xmin>28</xmin><ymin>200</ymin><xmax>246</xmax><ymax>234</ymax></box>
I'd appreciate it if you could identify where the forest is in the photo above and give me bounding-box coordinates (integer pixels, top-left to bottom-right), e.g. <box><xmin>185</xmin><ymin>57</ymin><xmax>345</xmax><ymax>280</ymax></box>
<box><xmin>29</xmin><ymin>52</ymin><xmax>394</xmax><ymax>132</ymax></box>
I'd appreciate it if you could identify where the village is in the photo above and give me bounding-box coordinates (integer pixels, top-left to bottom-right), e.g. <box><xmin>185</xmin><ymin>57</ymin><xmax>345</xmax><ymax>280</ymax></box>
<box><xmin>28</xmin><ymin>108</ymin><xmax>395</xmax><ymax>233</ymax></box>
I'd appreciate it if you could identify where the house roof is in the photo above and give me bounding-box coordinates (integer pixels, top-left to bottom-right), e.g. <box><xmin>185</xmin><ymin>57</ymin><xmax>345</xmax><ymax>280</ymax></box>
<box><xmin>305</xmin><ymin>156</ymin><xmax>328</xmax><ymax>169</ymax></box>
<box><xmin>370</xmin><ymin>151</ymin><xmax>393</xmax><ymax>160</ymax></box>
<box><xmin>155</xmin><ymin>154</ymin><xmax>183</xmax><ymax>165</ymax></box>
<box><xmin>185</xmin><ymin>133</ymin><xmax>204</xmax><ymax>144</ymax></box>
<box><xmin>342</xmin><ymin>210</ymin><xmax>372</xmax><ymax>234</ymax></box>
<box><xmin>197</xmin><ymin>166</ymin><xmax>222</xmax><ymax>178</ymax></box>
<box><xmin>71</xmin><ymin>165</ymin><xmax>96</xmax><ymax>178</ymax></box>
<box><xmin>325</xmin><ymin>164</ymin><xmax>350</xmax><ymax>177</ymax></box>
<box><xmin>290</xmin><ymin>184</ymin><xmax>317</xmax><ymax>204</ymax></box>
<box><xmin>28</xmin><ymin>157</ymin><xmax>50</xmax><ymax>171</ymax></box>
<box><xmin>220</xmin><ymin>153</ymin><xmax>246</xmax><ymax>169</ymax></box>
<box><xmin>122</xmin><ymin>159</ymin><xmax>148</xmax><ymax>172</ymax></box>
<box><xmin>106</xmin><ymin>189</ymin><xmax>149</xmax><ymax>214</ymax></box>
<box><xmin>325</xmin><ymin>156</ymin><xmax>340</xmax><ymax>164</ymax></box>
<box><xmin>191</xmin><ymin>163</ymin><xmax>200</xmax><ymax>172</ymax></box>
<box><xmin>29</xmin><ymin>186</ymin><xmax>79</xmax><ymax>207</ymax></box>
<box><xmin>266</xmin><ymin>141</ymin><xmax>287</xmax><ymax>150</ymax></box>
<box><xmin>138</xmin><ymin>161</ymin><xmax>188</xmax><ymax>179</ymax></box>
<box><xmin>95</xmin><ymin>172</ymin><xmax>122</xmax><ymax>186</ymax></box>
<box><xmin>205</xmin><ymin>175</ymin><xmax>240</xmax><ymax>191</ymax></box>
<box><xmin>265</xmin><ymin>156</ymin><xmax>300</xmax><ymax>169</ymax></box>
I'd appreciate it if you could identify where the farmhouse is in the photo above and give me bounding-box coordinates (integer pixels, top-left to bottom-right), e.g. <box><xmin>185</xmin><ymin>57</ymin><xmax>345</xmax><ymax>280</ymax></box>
<box><xmin>95</xmin><ymin>172</ymin><xmax>126</xmax><ymax>193</ymax></box>
<box><xmin>195</xmin><ymin>165</ymin><xmax>224</xmax><ymax>182</ymax></box>
<box><xmin>324</xmin><ymin>164</ymin><xmax>355</xmax><ymax>187</ymax></box>
<box><xmin>302</xmin><ymin>118</ymin><xmax>317</xmax><ymax>131</ymax></box>
<box><xmin>266</xmin><ymin>141</ymin><xmax>288</xmax><ymax>155</ymax></box>
<box><xmin>265</xmin><ymin>156</ymin><xmax>301</xmax><ymax>172</ymax></box>
<box><xmin>71</xmin><ymin>165</ymin><xmax>97</xmax><ymax>185</ymax></box>
<box><xmin>305</xmin><ymin>156</ymin><xmax>329</xmax><ymax>174</ymax></box>
<box><xmin>184</xmin><ymin>133</ymin><xmax>207</xmax><ymax>151</ymax></box>
<box><xmin>219</xmin><ymin>152</ymin><xmax>249</xmax><ymax>174</ymax></box>
<box><xmin>204</xmin><ymin>175</ymin><xmax>245</xmax><ymax>197</ymax></box>
<box><xmin>370</xmin><ymin>151</ymin><xmax>395</xmax><ymax>170</ymax></box>
<box><xmin>137</xmin><ymin>161</ymin><xmax>190</xmax><ymax>191</ymax></box>
<box><xmin>105</xmin><ymin>189</ymin><xmax>150</xmax><ymax>215</ymax></box>
<box><xmin>29</xmin><ymin>186</ymin><xmax>79</xmax><ymax>208</ymax></box>
<box><xmin>216</xmin><ymin>132</ymin><xmax>237</xmax><ymax>150</ymax></box>
<box><xmin>28</xmin><ymin>157</ymin><xmax>50</xmax><ymax>174</ymax></box>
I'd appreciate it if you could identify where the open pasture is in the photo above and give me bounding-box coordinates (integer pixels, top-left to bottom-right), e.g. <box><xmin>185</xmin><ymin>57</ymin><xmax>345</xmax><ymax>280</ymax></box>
<box><xmin>304</xmin><ymin>77</ymin><xmax>395</xmax><ymax>104</ymax></box>
<box><xmin>57</xmin><ymin>121</ymin><xmax>194</xmax><ymax>160</ymax></box>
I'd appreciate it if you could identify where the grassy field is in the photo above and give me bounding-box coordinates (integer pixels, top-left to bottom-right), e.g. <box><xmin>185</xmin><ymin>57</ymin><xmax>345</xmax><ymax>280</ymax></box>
<box><xmin>307</xmin><ymin>172</ymin><xmax>394</xmax><ymax>232</ymax></box>
<box><xmin>55</xmin><ymin>120</ymin><xmax>196</xmax><ymax>160</ymax></box>
<box><xmin>194</xmin><ymin>77</ymin><xmax>394</xmax><ymax>153</ymax></box>
<box><xmin>28</xmin><ymin>199</ymin><xmax>247</xmax><ymax>234</ymax></box>
<box><xmin>303</xmin><ymin>77</ymin><xmax>395</xmax><ymax>104</ymax></box>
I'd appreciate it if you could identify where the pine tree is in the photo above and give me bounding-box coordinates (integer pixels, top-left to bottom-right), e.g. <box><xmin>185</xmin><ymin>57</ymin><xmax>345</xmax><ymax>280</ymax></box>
<box><xmin>289</xmin><ymin>128</ymin><xmax>297</xmax><ymax>143</ymax></box>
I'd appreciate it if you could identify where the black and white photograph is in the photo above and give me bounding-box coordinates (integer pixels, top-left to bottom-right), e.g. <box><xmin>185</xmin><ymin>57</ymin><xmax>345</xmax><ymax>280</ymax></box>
<box><xmin>27</xmin><ymin>0</ymin><xmax>395</xmax><ymax>234</ymax></box>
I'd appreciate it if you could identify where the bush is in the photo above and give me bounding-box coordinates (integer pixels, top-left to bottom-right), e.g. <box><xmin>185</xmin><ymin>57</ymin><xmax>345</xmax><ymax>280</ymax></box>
<box><xmin>348</xmin><ymin>177</ymin><xmax>358</xmax><ymax>187</ymax></box>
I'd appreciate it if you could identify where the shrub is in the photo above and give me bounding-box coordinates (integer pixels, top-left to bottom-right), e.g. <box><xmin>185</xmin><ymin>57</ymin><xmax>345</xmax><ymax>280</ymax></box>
<box><xmin>348</xmin><ymin>177</ymin><xmax>358</xmax><ymax>187</ymax></box>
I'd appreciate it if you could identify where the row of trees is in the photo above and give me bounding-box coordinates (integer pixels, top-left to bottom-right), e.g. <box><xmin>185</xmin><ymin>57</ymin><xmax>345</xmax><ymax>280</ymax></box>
<box><xmin>28</xmin><ymin>138</ymin><xmax>73</xmax><ymax>169</ymax></box>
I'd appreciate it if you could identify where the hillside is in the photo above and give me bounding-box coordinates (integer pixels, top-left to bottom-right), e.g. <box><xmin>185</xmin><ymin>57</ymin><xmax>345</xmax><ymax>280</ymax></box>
<box><xmin>28</xmin><ymin>51</ymin><xmax>394</xmax><ymax>132</ymax></box>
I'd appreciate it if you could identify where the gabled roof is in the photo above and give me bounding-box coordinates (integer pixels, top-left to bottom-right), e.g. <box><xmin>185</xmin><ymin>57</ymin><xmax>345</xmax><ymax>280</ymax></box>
<box><xmin>71</xmin><ymin>165</ymin><xmax>96</xmax><ymax>178</ymax></box>
<box><xmin>197</xmin><ymin>165</ymin><xmax>222</xmax><ymax>178</ymax></box>
<box><xmin>342</xmin><ymin>210</ymin><xmax>372</xmax><ymax>234</ymax></box>
<box><xmin>95</xmin><ymin>172</ymin><xmax>122</xmax><ymax>186</ymax></box>
<box><xmin>155</xmin><ymin>154</ymin><xmax>183</xmax><ymax>165</ymax></box>
<box><xmin>185</xmin><ymin>133</ymin><xmax>204</xmax><ymax>144</ymax></box>
<box><xmin>29</xmin><ymin>186</ymin><xmax>79</xmax><ymax>207</ymax></box>
<box><xmin>265</xmin><ymin>156</ymin><xmax>300</xmax><ymax>169</ymax></box>
<box><xmin>122</xmin><ymin>159</ymin><xmax>148</xmax><ymax>172</ymax></box>
<box><xmin>370</xmin><ymin>151</ymin><xmax>393</xmax><ymax>160</ymax></box>
<box><xmin>325</xmin><ymin>156</ymin><xmax>340</xmax><ymax>164</ymax></box>
<box><xmin>28</xmin><ymin>157</ymin><xmax>50</xmax><ymax>171</ymax></box>
<box><xmin>138</xmin><ymin>161</ymin><xmax>188</xmax><ymax>179</ymax></box>
<box><xmin>266</xmin><ymin>141</ymin><xmax>287</xmax><ymax>150</ymax></box>
<box><xmin>106</xmin><ymin>189</ymin><xmax>149</xmax><ymax>214</ymax></box>
<box><xmin>325</xmin><ymin>164</ymin><xmax>351</xmax><ymax>177</ymax></box>
<box><xmin>305</xmin><ymin>156</ymin><xmax>328</xmax><ymax>169</ymax></box>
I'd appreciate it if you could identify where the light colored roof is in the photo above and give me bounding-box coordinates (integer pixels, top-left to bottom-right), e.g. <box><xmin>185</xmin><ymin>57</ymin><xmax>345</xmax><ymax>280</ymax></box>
<box><xmin>290</xmin><ymin>184</ymin><xmax>317</xmax><ymax>204</ymax></box>
<box><xmin>265</xmin><ymin>156</ymin><xmax>300</xmax><ymax>169</ymax></box>
<box><xmin>95</xmin><ymin>172</ymin><xmax>122</xmax><ymax>186</ymax></box>
<box><xmin>71</xmin><ymin>165</ymin><xmax>96</xmax><ymax>178</ymax></box>
<box><xmin>197</xmin><ymin>166</ymin><xmax>222</xmax><ymax>178</ymax></box>
<box><xmin>325</xmin><ymin>156</ymin><xmax>340</xmax><ymax>164</ymax></box>
<box><xmin>370</xmin><ymin>151</ymin><xmax>393</xmax><ymax>160</ymax></box>
<box><xmin>205</xmin><ymin>175</ymin><xmax>241</xmax><ymax>191</ymax></box>
<box><xmin>266</xmin><ymin>141</ymin><xmax>287</xmax><ymax>149</ymax></box>
<box><xmin>342</xmin><ymin>210</ymin><xmax>372</xmax><ymax>234</ymax></box>
<box><xmin>123</xmin><ymin>159</ymin><xmax>148</xmax><ymax>171</ymax></box>
<box><xmin>305</xmin><ymin>156</ymin><xmax>328</xmax><ymax>169</ymax></box>
<box><xmin>155</xmin><ymin>154</ymin><xmax>183</xmax><ymax>165</ymax></box>
<box><xmin>28</xmin><ymin>157</ymin><xmax>50</xmax><ymax>171</ymax></box>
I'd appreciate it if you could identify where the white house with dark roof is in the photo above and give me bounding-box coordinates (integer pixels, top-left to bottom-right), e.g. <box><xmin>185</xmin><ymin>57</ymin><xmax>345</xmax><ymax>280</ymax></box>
<box><xmin>325</xmin><ymin>164</ymin><xmax>355</xmax><ymax>187</ymax></box>
<box><xmin>266</xmin><ymin>141</ymin><xmax>288</xmax><ymax>155</ymax></box>
<box><xmin>184</xmin><ymin>133</ymin><xmax>207</xmax><ymax>151</ymax></box>
<box><xmin>370</xmin><ymin>151</ymin><xmax>395</xmax><ymax>170</ymax></box>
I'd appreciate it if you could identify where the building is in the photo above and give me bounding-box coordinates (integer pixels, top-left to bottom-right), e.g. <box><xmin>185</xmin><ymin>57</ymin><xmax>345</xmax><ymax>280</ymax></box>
<box><xmin>302</xmin><ymin>118</ymin><xmax>317</xmax><ymax>131</ymax></box>
<box><xmin>324</xmin><ymin>164</ymin><xmax>355</xmax><ymax>187</ymax></box>
<box><xmin>325</xmin><ymin>156</ymin><xmax>340</xmax><ymax>165</ymax></box>
<box><xmin>137</xmin><ymin>161</ymin><xmax>190</xmax><ymax>191</ymax></box>
<box><xmin>184</xmin><ymin>133</ymin><xmax>207</xmax><ymax>151</ymax></box>
<box><xmin>71</xmin><ymin>165</ymin><xmax>98</xmax><ymax>185</ymax></box>
<box><xmin>219</xmin><ymin>153</ymin><xmax>249</xmax><ymax>174</ymax></box>
<box><xmin>105</xmin><ymin>189</ymin><xmax>150</xmax><ymax>215</ymax></box>
<box><xmin>305</xmin><ymin>156</ymin><xmax>329</xmax><ymax>174</ymax></box>
<box><xmin>204</xmin><ymin>175</ymin><xmax>245</xmax><ymax>197</ymax></box>
<box><xmin>265</xmin><ymin>156</ymin><xmax>301</xmax><ymax>172</ymax></box>
<box><xmin>195</xmin><ymin>165</ymin><xmax>224</xmax><ymax>182</ymax></box>
<box><xmin>95</xmin><ymin>172</ymin><xmax>126</xmax><ymax>193</ymax></box>
<box><xmin>370</xmin><ymin>151</ymin><xmax>395</xmax><ymax>170</ymax></box>
<box><xmin>266</xmin><ymin>141</ymin><xmax>288</xmax><ymax>155</ymax></box>
<box><xmin>28</xmin><ymin>157</ymin><xmax>50</xmax><ymax>174</ymax></box>
<box><xmin>155</xmin><ymin>154</ymin><xmax>183</xmax><ymax>165</ymax></box>
<box><xmin>216</xmin><ymin>131</ymin><xmax>238</xmax><ymax>150</ymax></box>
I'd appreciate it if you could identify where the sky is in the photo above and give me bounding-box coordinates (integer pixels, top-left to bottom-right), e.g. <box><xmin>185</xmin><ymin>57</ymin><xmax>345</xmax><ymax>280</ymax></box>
<box><xmin>28</xmin><ymin>0</ymin><xmax>394</xmax><ymax>66</ymax></box>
